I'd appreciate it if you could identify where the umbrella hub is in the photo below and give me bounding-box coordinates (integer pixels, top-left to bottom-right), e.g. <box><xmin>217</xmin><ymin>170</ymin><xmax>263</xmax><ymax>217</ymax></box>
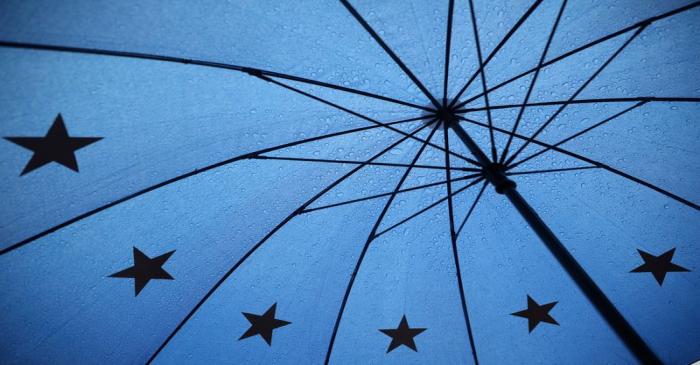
<box><xmin>431</xmin><ymin>103</ymin><xmax>462</xmax><ymax>128</ymax></box>
<box><xmin>429</xmin><ymin>104</ymin><xmax>517</xmax><ymax>194</ymax></box>
<box><xmin>482</xmin><ymin>162</ymin><xmax>516</xmax><ymax>194</ymax></box>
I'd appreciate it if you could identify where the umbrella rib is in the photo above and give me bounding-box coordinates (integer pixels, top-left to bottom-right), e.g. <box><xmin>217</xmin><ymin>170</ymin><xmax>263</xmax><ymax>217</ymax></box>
<box><xmin>0</xmin><ymin>115</ymin><xmax>427</xmax><ymax>256</ymax></box>
<box><xmin>301</xmin><ymin>173</ymin><xmax>481</xmax><ymax>214</ymax></box>
<box><xmin>458</xmin><ymin>116</ymin><xmax>700</xmax><ymax>211</ymax></box>
<box><xmin>339</xmin><ymin>0</ymin><xmax>441</xmax><ymax>108</ymax></box>
<box><xmin>443</xmin><ymin>127</ymin><xmax>480</xmax><ymax>364</ymax></box>
<box><xmin>506</xmin><ymin>165</ymin><xmax>599</xmax><ymax>176</ymax></box>
<box><xmin>453</xmin><ymin>0</ymin><xmax>700</xmax><ymax>110</ymax></box>
<box><xmin>504</xmin><ymin>24</ymin><xmax>646</xmax><ymax>166</ymax></box>
<box><xmin>449</xmin><ymin>0</ymin><xmax>544</xmax><ymax>107</ymax></box>
<box><xmin>455</xmin><ymin>180</ymin><xmax>488</xmax><ymax>238</ymax></box>
<box><xmin>252</xmin><ymin>155</ymin><xmax>479</xmax><ymax>172</ymax></box>
<box><xmin>500</xmin><ymin>0</ymin><xmax>567</xmax><ymax>164</ymax></box>
<box><xmin>456</xmin><ymin>96</ymin><xmax>700</xmax><ymax>113</ymax></box>
<box><xmin>0</xmin><ymin>40</ymin><xmax>430</xmax><ymax>112</ymax></box>
<box><xmin>324</xmin><ymin>121</ymin><xmax>442</xmax><ymax>365</ymax></box>
<box><xmin>509</xmin><ymin>101</ymin><xmax>647</xmax><ymax>169</ymax></box>
<box><xmin>467</xmin><ymin>0</ymin><xmax>497</xmax><ymax>162</ymax></box>
<box><xmin>443</xmin><ymin>0</ymin><xmax>456</xmax><ymax>103</ymax></box>
<box><xmin>252</xmin><ymin>72</ymin><xmax>482</xmax><ymax>167</ymax></box>
<box><xmin>373</xmin><ymin>177</ymin><xmax>485</xmax><ymax>239</ymax></box>
<box><xmin>146</xmin><ymin>120</ymin><xmax>435</xmax><ymax>365</ymax></box>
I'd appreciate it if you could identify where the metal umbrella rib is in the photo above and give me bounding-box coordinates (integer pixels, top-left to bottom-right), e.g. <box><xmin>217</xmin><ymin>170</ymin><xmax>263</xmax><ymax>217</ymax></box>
<box><xmin>147</xmin><ymin>121</ymin><xmax>437</xmax><ymax>364</ymax></box>
<box><xmin>448</xmin><ymin>120</ymin><xmax>661</xmax><ymax>364</ymax></box>
<box><xmin>324</xmin><ymin>121</ymin><xmax>443</xmax><ymax>364</ymax></box>
<box><xmin>459</xmin><ymin>115</ymin><xmax>700</xmax><ymax>211</ymax></box>
<box><xmin>0</xmin><ymin>40</ymin><xmax>430</xmax><ymax>112</ymax></box>
<box><xmin>0</xmin><ymin>114</ymin><xmax>432</xmax><ymax>256</ymax></box>
<box><xmin>452</xmin><ymin>1</ymin><xmax>700</xmax><ymax>110</ymax></box>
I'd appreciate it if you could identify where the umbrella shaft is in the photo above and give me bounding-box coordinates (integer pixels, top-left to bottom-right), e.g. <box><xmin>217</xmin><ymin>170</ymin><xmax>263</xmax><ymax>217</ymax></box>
<box><xmin>449</xmin><ymin>123</ymin><xmax>660</xmax><ymax>365</ymax></box>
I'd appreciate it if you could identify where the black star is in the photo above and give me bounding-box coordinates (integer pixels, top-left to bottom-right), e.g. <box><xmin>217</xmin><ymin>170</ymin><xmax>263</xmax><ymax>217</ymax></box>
<box><xmin>511</xmin><ymin>295</ymin><xmax>559</xmax><ymax>333</ymax></box>
<box><xmin>4</xmin><ymin>114</ymin><xmax>102</xmax><ymax>175</ymax></box>
<box><xmin>239</xmin><ymin>303</ymin><xmax>291</xmax><ymax>346</ymax></box>
<box><xmin>109</xmin><ymin>247</ymin><xmax>175</xmax><ymax>296</ymax></box>
<box><xmin>631</xmin><ymin>248</ymin><xmax>690</xmax><ymax>285</ymax></box>
<box><xmin>379</xmin><ymin>315</ymin><xmax>426</xmax><ymax>353</ymax></box>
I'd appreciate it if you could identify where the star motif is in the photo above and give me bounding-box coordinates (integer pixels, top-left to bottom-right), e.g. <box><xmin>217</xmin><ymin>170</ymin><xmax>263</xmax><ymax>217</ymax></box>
<box><xmin>4</xmin><ymin>114</ymin><xmax>102</xmax><ymax>175</ymax></box>
<box><xmin>511</xmin><ymin>295</ymin><xmax>559</xmax><ymax>333</ymax></box>
<box><xmin>630</xmin><ymin>248</ymin><xmax>690</xmax><ymax>285</ymax></box>
<box><xmin>109</xmin><ymin>247</ymin><xmax>175</xmax><ymax>296</ymax></box>
<box><xmin>239</xmin><ymin>303</ymin><xmax>291</xmax><ymax>346</ymax></box>
<box><xmin>379</xmin><ymin>315</ymin><xmax>426</xmax><ymax>353</ymax></box>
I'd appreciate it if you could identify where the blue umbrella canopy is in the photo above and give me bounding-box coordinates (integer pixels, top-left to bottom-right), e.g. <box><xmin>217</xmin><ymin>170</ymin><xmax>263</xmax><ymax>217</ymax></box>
<box><xmin>1</xmin><ymin>0</ymin><xmax>699</xmax><ymax>364</ymax></box>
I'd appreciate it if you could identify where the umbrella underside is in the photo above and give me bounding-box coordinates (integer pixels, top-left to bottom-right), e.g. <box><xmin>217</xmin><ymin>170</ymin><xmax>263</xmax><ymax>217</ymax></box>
<box><xmin>0</xmin><ymin>0</ymin><xmax>699</xmax><ymax>364</ymax></box>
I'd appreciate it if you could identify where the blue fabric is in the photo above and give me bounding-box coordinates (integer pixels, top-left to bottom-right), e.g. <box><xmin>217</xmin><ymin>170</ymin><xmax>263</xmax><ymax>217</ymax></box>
<box><xmin>1</xmin><ymin>0</ymin><xmax>699</xmax><ymax>364</ymax></box>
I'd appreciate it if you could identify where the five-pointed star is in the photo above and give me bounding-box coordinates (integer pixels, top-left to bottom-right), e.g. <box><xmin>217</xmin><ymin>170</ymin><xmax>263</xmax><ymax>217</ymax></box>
<box><xmin>239</xmin><ymin>303</ymin><xmax>291</xmax><ymax>346</ymax></box>
<box><xmin>4</xmin><ymin>114</ymin><xmax>102</xmax><ymax>176</ymax></box>
<box><xmin>109</xmin><ymin>247</ymin><xmax>175</xmax><ymax>296</ymax></box>
<box><xmin>511</xmin><ymin>295</ymin><xmax>559</xmax><ymax>333</ymax></box>
<box><xmin>379</xmin><ymin>315</ymin><xmax>426</xmax><ymax>353</ymax></box>
<box><xmin>631</xmin><ymin>248</ymin><xmax>690</xmax><ymax>285</ymax></box>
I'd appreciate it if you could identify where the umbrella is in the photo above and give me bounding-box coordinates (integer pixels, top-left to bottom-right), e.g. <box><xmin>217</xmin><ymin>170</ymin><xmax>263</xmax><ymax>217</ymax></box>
<box><xmin>1</xmin><ymin>0</ymin><xmax>698</xmax><ymax>363</ymax></box>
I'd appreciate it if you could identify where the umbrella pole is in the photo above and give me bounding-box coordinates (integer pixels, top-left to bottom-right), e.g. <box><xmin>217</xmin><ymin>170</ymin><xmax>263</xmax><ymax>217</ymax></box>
<box><xmin>448</xmin><ymin>121</ymin><xmax>661</xmax><ymax>365</ymax></box>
